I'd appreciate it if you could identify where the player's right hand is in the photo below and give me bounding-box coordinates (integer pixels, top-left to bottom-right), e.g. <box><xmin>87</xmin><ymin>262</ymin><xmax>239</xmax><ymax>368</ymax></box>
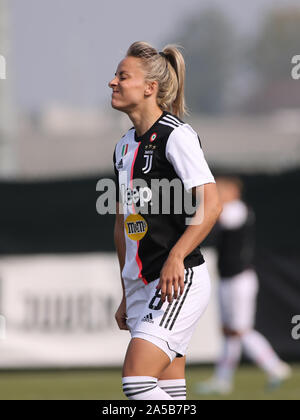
<box><xmin>115</xmin><ymin>297</ymin><xmax>129</xmax><ymax>330</ymax></box>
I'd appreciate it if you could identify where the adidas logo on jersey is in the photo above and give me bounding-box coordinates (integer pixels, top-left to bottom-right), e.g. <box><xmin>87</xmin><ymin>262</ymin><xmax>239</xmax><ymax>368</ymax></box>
<box><xmin>142</xmin><ymin>313</ymin><xmax>154</xmax><ymax>324</ymax></box>
<box><xmin>116</xmin><ymin>158</ymin><xmax>123</xmax><ymax>170</ymax></box>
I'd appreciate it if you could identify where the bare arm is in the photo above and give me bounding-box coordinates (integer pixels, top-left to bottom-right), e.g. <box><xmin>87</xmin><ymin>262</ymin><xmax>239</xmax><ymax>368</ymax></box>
<box><xmin>114</xmin><ymin>202</ymin><xmax>128</xmax><ymax>330</ymax></box>
<box><xmin>158</xmin><ymin>182</ymin><xmax>222</xmax><ymax>303</ymax></box>
<box><xmin>169</xmin><ymin>183</ymin><xmax>222</xmax><ymax>260</ymax></box>
<box><xmin>114</xmin><ymin>202</ymin><xmax>126</xmax><ymax>294</ymax></box>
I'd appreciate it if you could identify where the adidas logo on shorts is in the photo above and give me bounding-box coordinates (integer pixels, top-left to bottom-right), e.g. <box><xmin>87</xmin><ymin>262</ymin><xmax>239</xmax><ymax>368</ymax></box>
<box><xmin>142</xmin><ymin>313</ymin><xmax>154</xmax><ymax>324</ymax></box>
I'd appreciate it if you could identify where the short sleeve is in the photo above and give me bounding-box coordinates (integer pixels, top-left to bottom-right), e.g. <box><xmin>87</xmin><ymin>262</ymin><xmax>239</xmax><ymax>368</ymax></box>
<box><xmin>113</xmin><ymin>145</ymin><xmax>120</xmax><ymax>202</ymax></box>
<box><xmin>165</xmin><ymin>124</ymin><xmax>215</xmax><ymax>192</ymax></box>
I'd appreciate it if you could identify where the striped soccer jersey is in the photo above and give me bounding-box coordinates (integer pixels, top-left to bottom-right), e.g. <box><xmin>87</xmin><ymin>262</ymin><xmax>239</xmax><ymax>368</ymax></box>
<box><xmin>113</xmin><ymin>111</ymin><xmax>215</xmax><ymax>285</ymax></box>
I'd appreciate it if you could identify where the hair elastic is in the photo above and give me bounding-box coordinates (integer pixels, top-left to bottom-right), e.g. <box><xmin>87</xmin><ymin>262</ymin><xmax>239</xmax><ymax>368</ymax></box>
<box><xmin>159</xmin><ymin>51</ymin><xmax>167</xmax><ymax>59</ymax></box>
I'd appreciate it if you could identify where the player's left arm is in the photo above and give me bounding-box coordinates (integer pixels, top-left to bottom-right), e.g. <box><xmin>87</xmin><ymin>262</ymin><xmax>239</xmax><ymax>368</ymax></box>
<box><xmin>158</xmin><ymin>182</ymin><xmax>222</xmax><ymax>303</ymax></box>
<box><xmin>158</xmin><ymin>124</ymin><xmax>222</xmax><ymax>303</ymax></box>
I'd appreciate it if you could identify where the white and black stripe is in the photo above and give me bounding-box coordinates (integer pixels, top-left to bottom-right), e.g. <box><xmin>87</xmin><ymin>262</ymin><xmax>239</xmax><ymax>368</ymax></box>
<box><xmin>123</xmin><ymin>380</ymin><xmax>157</xmax><ymax>398</ymax></box>
<box><xmin>169</xmin><ymin>268</ymin><xmax>194</xmax><ymax>331</ymax></box>
<box><xmin>159</xmin><ymin>300</ymin><xmax>173</xmax><ymax>327</ymax></box>
<box><xmin>164</xmin><ymin>114</ymin><xmax>183</xmax><ymax>126</ymax></box>
<box><xmin>163</xmin><ymin>269</ymin><xmax>190</xmax><ymax>329</ymax></box>
<box><xmin>160</xmin><ymin>385</ymin><xmax>187</xmax><ymax>398</ymax></box>
<box><xmin>159</xmin><ymin>268</ymin><xmax>193</xmax><ymax>330</ymax></box>
<box><xmin>159</xmin><ymin>114</ymin><xmax>184</xmax><ymax>130</ymax></box>
<box><xmin>158</xmin><ymin>269</ymin><xmax>188</xmax><ymax>328</ymax></box>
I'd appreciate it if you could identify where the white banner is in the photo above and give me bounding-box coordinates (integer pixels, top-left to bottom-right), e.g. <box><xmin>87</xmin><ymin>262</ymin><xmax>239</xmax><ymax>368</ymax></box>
<box><xmin>0</xmin><ymin>250</ymin><xmax>221</xmax><ymax>368</ymax></box>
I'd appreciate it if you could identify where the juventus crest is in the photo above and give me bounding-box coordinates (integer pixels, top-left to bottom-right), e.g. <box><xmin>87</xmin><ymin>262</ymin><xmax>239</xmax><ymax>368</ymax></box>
<box><xmin>142</xmin><ymin>152</ymin><xmax>153</xmax><ymax>174</ymax></box>
<box><xmin>142</xmin><ymin>143</ymin><xmax>156</xmax><ymax>174</ymax></box>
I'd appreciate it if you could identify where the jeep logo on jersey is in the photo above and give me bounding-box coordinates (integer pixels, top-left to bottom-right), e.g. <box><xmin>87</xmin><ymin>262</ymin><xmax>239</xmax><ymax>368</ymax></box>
<box><xmin>125</xmin><ymin>214</ymin><xmax>148</xmax><ymax>241</ymax></box>
<box><xmin>122</xmin><ymin>185</ymin><xmax>152</xmax><ymax>206</ymax></box>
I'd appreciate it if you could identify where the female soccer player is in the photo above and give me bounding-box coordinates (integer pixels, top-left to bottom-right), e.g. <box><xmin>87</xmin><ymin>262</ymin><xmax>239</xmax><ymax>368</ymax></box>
<box><xmin>109</xmin><ymin>41</ymin><xmax>222</xmax><ymax>400</ymax></box>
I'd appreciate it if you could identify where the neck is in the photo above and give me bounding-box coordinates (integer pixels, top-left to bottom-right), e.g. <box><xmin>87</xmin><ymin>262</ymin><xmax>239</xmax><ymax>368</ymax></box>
<box><xmin>127</xmin><ymin>105</ymin><xmax>163</xmax><ymax>137</ymax></box>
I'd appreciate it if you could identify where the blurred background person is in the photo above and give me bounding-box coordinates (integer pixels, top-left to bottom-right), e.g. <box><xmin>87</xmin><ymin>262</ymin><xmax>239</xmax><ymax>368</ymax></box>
<box><xmin>194</xmin><ymin>176</ymin><xmax>292</xmax><ymax>395</ymax></box>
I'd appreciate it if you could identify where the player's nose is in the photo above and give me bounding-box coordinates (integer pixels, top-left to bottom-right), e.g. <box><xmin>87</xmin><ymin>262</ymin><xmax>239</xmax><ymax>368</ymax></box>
<box><xmin>108</xmin><ymin>76</ymin><xmax>118</xmax><ymax>88</ymax></box>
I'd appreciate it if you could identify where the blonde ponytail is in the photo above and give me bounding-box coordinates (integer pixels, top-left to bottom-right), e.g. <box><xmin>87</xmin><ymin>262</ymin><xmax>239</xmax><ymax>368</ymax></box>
<box><xmin>126</xmin><ymin>41</ymin><xmax>187</xmax><ymax>118</ymax></box>
<box><xmin>161</xmin><ymin>45</ymin><xmax>186</xmax><ymax>117</ymax></box>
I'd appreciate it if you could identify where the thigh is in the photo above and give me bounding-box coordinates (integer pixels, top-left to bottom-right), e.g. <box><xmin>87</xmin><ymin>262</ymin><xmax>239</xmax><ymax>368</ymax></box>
<box><xmin>133</xmin><ymin>264</ymin><xmax>211</xmax><ymax>357</ymax></box>
<box><xmin>122</xmin><ymin>337</ymin><xmax>171</xmax><ymax>378</ymax></box>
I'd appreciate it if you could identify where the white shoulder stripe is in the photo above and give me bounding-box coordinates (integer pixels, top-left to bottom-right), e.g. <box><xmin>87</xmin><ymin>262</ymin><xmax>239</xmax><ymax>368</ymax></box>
<box><xmin>164</xmin><ymin>114</ymin><xmax>183</xmax><ymax>125</ymax></box>
<box><xmin>162</xmin><ymin>116</ymin><xmax>181</xmax><ymax>127</ymax></box>
<box><xmin>159</xmin><ymin>120</ymin><xmax>179</xmax><ymax>129</ymax></box>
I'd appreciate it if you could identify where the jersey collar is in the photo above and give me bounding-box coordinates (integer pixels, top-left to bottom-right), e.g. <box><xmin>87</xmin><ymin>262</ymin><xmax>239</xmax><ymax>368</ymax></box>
<box><xmin>134</xmin><ymin>111</ymin><xmax>167</xmax><ymax>143</ymax></box>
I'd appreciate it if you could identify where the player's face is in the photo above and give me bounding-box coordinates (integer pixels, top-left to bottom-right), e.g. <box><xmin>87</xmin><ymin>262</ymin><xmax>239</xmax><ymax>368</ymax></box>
<box><xmin>109</xmin><ymin>56</ymin><xmax>149</xmax><ymax>113</ymax></box>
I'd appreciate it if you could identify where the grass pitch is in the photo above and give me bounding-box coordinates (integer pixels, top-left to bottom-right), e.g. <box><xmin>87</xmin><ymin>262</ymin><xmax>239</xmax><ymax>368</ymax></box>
<box><xmin>0</xmin><ymin>365</ymin><xmax>299</xmax><ymax>400</ymax></box>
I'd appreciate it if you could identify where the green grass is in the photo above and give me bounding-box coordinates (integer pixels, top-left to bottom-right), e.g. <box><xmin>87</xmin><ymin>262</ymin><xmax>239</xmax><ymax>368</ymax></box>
<box><xmin>0</xmin><ymin>365</ymin><xmax>299</xmax><ymax>400</ymax></box>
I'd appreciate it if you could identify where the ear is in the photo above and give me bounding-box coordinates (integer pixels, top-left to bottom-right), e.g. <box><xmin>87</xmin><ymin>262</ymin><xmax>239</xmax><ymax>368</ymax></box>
<box><xmin>144</xmin><ymin>80</ymin><xmax>158</xmax><ymax>97</ymax></box>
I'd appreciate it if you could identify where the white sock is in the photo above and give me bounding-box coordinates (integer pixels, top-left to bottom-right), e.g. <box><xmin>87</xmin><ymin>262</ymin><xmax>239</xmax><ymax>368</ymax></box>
<box><xmin>157</xmin><ymin>379</ymin><xmax>186</xmax><ymax>400</ymax></box>
<box><xmin>215</xmin><ymin>336</ymin><xmax>242</xmax><ymax>384</ymax></box>
<box><xmin>241</xmin><ymin>330</ymin><xmax>282</xmax><ymax>375</ymax></box>
<box><xmin>122</xmin><ymin>376</ymin><xmax>173</xmax><ymax>400</ymax></box>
